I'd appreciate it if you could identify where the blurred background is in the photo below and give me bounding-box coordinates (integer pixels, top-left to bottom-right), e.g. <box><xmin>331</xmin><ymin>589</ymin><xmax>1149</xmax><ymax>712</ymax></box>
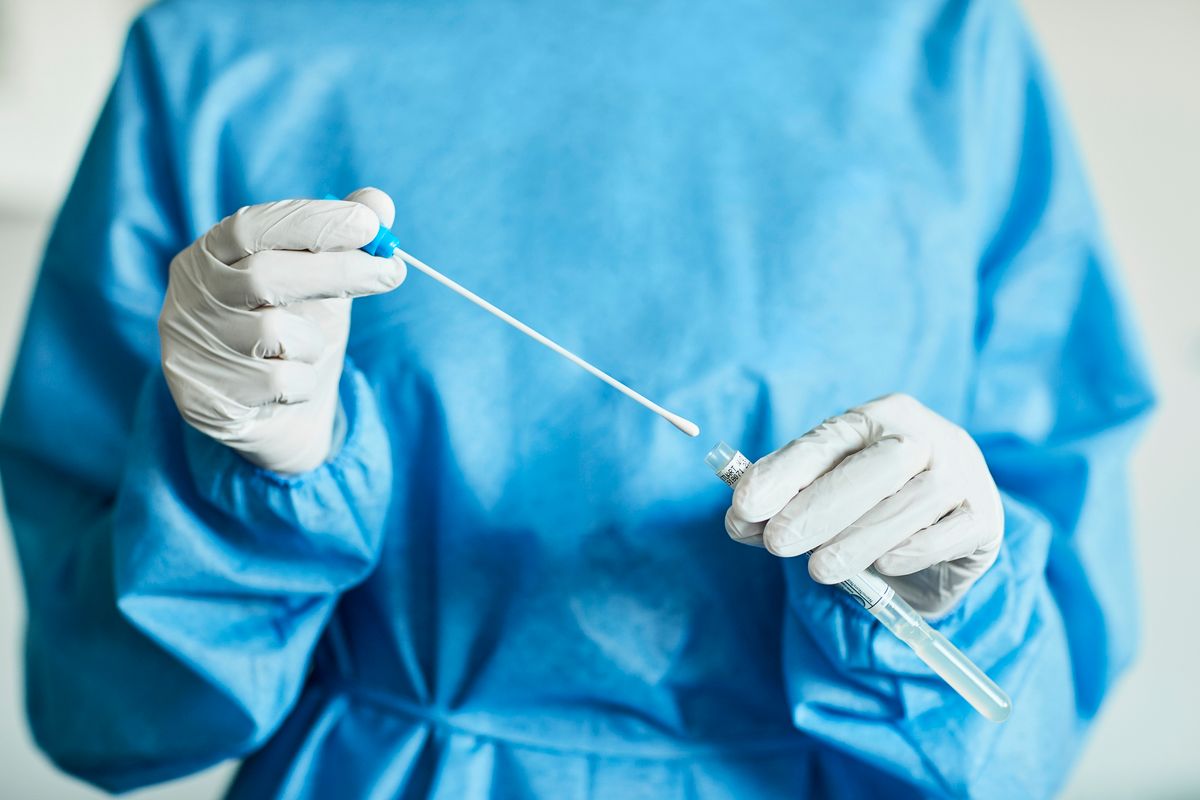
<box><xmin>0</xmin><ymin>1</ymin><xmax>1196</xmax><ymax>797</ymax></box>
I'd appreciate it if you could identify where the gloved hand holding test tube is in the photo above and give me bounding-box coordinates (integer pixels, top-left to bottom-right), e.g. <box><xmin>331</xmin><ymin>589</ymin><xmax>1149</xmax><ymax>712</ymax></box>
<box><xmin>348</xmin><ymin>200</ymin><xmax>1010</xmax><ymax>722</ymax></box>
<box><xmin>706</xmin><ymin>441</ymin><xmax>1012</xmax><ymax>722</ymax></box>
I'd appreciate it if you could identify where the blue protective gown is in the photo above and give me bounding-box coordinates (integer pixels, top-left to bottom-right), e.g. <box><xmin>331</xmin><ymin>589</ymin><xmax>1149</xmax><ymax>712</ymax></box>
<box><xmin>1</xmin><ymin>0</ymin><xmax>1155</xmax><ymax>797</ymax></box>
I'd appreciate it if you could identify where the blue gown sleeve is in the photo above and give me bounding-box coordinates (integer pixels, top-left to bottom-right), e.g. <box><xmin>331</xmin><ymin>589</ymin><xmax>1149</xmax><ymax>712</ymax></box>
<box><xmin>0</xmin><ymin>17</ymin><xmax>393</xmax><ymax>793</ymax></box>
<box><xmin>779</xmin><ymin>4</ymin><xmax>1155</xmax><ymax>797</ymax></box>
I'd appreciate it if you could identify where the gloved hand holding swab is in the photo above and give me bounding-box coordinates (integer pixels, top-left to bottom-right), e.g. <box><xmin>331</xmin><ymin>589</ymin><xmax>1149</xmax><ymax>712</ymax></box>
<box><xmin>337</xmin><ymin>197</ymin><xmax>700</xmax><ymax>438</ymax></box>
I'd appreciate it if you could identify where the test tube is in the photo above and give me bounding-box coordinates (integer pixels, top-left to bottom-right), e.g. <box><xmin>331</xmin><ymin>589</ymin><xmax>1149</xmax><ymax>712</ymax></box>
<box><xmin>706</xmin><ymin>441</ymin><xmax>1012</xmax><ymax>723</ymax></box>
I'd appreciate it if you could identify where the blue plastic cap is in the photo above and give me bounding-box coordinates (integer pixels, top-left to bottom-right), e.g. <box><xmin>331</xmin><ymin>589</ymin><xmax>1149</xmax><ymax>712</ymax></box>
<box><xmin>364</xmin><ymin>226</ymin><xmax>400</xmax><ymax>259</ymax></box>
<box><xmin>323</xmin><ymin>193</ymin><xmax>399</xmax><ymax>258</ymax></box>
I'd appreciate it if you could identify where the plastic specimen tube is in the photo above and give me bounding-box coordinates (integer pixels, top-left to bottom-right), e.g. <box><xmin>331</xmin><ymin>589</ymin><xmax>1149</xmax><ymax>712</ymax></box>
<box><xmin>706</xmin><ymin>441</ymin><xmax>1012</xmax><ymax>723</ymax></box>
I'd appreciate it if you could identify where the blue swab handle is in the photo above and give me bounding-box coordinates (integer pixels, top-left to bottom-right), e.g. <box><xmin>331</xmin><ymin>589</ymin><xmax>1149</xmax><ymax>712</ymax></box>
<box><xmin>323</xmin><ymin>194</ymin><xmax>400</xmax><ymax>258</ymax></box>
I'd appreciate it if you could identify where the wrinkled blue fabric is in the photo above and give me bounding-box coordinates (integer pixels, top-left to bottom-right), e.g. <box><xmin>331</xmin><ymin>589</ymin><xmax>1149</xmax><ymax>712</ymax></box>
<box><xmin>1</xmin><ymin>0</ymin><xmax>1154</xmax><ymax>797</ymax></box>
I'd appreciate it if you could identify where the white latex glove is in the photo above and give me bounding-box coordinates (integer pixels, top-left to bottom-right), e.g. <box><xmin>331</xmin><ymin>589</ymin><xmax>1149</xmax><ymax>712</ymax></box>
<box><xmin>159</xmin><ymin>188</ymin><xmax>405</xmax><ymax>474</ymax></box>
<box><xmin>725</xmin><ymin>394</ymin><xmax>1004</xmax><ymax>617</ymax></box>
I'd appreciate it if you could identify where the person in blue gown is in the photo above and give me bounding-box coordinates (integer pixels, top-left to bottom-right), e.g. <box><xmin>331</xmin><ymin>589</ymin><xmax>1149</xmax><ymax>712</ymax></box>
<box><xmin>0</xmin><ymin>1</ymin><xmax>1154</xmax><ymax>797</ymax></box>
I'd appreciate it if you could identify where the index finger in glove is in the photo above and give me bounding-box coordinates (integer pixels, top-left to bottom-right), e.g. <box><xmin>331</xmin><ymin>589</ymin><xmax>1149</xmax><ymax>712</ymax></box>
<box><xmin>213</xmin><ymin>248</ymin><xmax>405</xmax><ymax>307</ymax></box>
<box><xmin>763</xmin><ymin>435</ymin><xmax>931</xmax><ymax>557</ymax></box>
<box><xmin>731</xmin><ymin>410</ymin><xmax>880</xmax><ymax>524</ymax></box>
<box><xmin>204</xmin><ymin>197</ymin><xmax>381</xmax><ymax>265</ymax></box>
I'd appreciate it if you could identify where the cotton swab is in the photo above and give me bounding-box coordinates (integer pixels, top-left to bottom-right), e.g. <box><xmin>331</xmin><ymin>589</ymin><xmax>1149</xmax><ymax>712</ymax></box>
<box><xmin>389</xmin><ymin>246</ymin><xmax>699</xmax><ymax>437</ymax></box>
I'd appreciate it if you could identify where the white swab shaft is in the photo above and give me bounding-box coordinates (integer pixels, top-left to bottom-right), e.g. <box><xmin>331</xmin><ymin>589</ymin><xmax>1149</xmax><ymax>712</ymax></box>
<box><xmin>391</xmin><ymin>248</ymin><xmax>700</xmax><ymax>437</ymax></box>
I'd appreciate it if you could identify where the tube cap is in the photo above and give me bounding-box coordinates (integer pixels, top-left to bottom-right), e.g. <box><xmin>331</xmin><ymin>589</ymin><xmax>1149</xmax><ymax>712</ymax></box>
<box><xmin>705</xmin><ymin>441</ymin><xmax>738</xmax><ymax>473</ymax></box>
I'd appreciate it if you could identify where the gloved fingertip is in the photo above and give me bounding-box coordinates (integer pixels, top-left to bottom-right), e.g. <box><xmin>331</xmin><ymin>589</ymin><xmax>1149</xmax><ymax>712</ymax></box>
<box><xmin>873</xmin><ymin>553</ymin><xmax>919</xmax><ymax>577</ymax></box>
<box><xmin>379</xmin><ymin>256</ymin><xmax>407</xmax><ymax>290</ymax></box>
<box><xmin>731</xmin><ymin>473</ymin><xmax>774</xmax><ymax>523</ymax></box>
<box><xmin>312</xmin><ymin>201</ymin><xmax>381</xmax><ymax>251</ymax></box>
<box><xmin>763</xmin><ymin>536</ymin><xmax>787</xmax><ymax>557</ymax></box>
<box><xmin>345</xmin><ymin>186</ymin><xmax>397</xmax><ymax>229</ymax></box>
<box><xmin>763</xmin><ymin>525</ymin><xmax>806</xmax><ymax>558</ymax></box>
<box><xmin>806</xmin><ymin>556</ymin><xmax>835</xmax><ymax>582</ymax></box>
<box><xmin>725</xmin><ymin>507</ymin><xmax>765</xmax><ymax>543</ymax></box>
<box><xmin>723</xmin><ymin>508</ymin><xmax>743</xmax><ymax>540</ymax></box>
<box><xmin>807</xmin><ymin>553</ymin><xmax>840</xmax><ymax>584</ymax></box>
<box><xmin>872</xmin><ymin>555</ymin><xmax>901</xmax><ymax>576</ymax></box>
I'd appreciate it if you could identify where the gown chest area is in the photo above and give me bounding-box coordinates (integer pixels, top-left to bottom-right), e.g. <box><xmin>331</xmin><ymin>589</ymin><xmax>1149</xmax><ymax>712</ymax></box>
<box><xmin>199</xmin><ymin>21</ymin><xmax>984</xmax><ymax>524</ymax></box>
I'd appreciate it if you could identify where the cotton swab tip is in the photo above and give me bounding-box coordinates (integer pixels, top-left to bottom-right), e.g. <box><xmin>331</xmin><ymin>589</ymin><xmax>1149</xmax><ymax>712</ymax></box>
<box><xmin>669</xmin><ymin>415</ymin><xmax>701</xmax><ymax>438</ymax></box>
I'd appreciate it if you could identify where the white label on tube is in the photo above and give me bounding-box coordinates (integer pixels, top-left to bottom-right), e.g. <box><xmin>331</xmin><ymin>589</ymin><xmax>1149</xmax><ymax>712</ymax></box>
<box><xmin>716</xmin><ymin>452</ymin><xmax>752</xmax><ymax>488</ymax></box>
<box><xmin>837</xmin><ymin>570</ymin><xmax>895</xmax><ymax>610</ymax></box>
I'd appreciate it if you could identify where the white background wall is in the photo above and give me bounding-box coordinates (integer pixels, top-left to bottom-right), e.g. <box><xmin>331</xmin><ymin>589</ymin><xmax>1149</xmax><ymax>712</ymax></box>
<box><xmin>0</xmin><ymin>1</ymin><xmax>1196</xmax><ymax>797</ymax></box>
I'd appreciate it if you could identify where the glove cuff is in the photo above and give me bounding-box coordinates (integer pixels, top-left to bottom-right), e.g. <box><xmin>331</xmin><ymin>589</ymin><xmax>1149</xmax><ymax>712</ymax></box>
<box><xmin>181</xmin><ymin>358</ymin><xmax>393</xmax><ymax>552</ymax></box>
